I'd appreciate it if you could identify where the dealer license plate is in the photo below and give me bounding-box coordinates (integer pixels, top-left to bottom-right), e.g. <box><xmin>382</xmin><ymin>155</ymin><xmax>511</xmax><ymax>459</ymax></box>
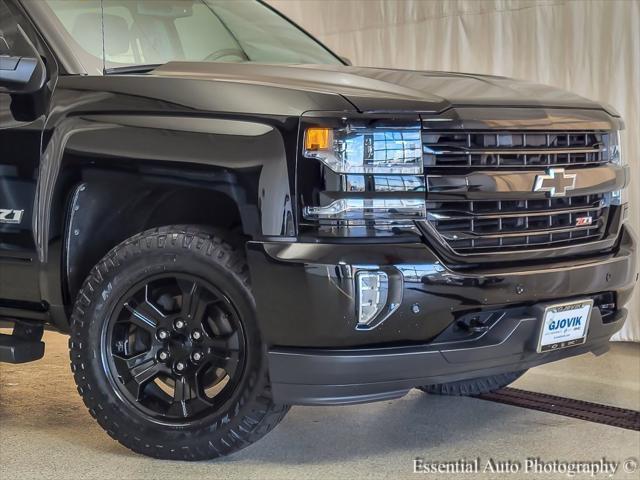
<box><xmin>537</xmin><ymin>299</ymin><xmax>593</xmax><ymax>353</ymax></box>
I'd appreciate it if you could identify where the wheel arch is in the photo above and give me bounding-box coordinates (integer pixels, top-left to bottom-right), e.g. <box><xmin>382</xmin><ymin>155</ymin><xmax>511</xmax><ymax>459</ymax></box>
<box><xmin>39</xmin><ymin>113</ymin><xmax>297</xmax><ymax>324</ymax></box>
<box><xmin>63</xmin><ymin>173</ymin><xmax>248</xmax><ymax>304</ymax></box>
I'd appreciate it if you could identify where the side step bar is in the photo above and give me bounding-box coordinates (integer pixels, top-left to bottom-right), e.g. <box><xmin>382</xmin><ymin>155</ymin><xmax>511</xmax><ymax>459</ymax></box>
<box><xmin>0</xmin><ymin>320</ymin><xmax>45</xmax><ymax>363</ymax></box>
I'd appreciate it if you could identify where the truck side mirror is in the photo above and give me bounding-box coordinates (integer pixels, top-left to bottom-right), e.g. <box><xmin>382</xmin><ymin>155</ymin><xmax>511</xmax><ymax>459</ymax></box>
<box><xmin>0</xmin><ymin>55</ymin><xmax>46</xmax><ymax>94</ymax></box>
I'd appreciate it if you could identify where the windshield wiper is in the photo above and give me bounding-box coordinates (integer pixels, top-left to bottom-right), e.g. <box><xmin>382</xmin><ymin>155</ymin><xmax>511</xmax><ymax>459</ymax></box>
<box><xmin>104</xmin><ymin>64</ymin><xmax>164</xmax><ymax>75</ymax></box>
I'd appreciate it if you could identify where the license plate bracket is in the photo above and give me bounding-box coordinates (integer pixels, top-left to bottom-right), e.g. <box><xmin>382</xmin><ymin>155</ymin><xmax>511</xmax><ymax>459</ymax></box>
<box><xmin>537</xmin><ymin>299</ymin><xmax>593</xmax><ymax>353</ymax></box>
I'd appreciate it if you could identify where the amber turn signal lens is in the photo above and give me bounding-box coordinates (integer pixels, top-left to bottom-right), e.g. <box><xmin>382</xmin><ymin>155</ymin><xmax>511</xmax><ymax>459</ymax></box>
<box><xmin>304</xmin><ymin>128</ymin><xmax>332</xmax><ymax>151</ymax></box>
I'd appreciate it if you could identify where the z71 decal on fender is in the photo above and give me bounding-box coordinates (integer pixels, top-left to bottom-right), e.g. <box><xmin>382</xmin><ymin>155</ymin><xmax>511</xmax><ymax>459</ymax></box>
<box><xmin>0</xmin><ymin>209</ymin><xmax>24</xmax><ymax>225</ymax></box>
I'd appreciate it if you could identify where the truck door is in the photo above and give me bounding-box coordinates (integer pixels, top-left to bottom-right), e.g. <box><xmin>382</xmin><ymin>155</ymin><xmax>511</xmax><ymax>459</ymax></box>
<box><xmin>0</xmin><ymin>0</ymin><xmax>54</xmax><ymax>307</ymax></box>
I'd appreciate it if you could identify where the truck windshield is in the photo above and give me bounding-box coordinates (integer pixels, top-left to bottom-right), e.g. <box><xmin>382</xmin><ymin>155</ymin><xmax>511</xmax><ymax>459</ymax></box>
<box><xmin>39</xmin><ymin>0</ymin><xmax>343</xmax><ymax>73</ymax></box>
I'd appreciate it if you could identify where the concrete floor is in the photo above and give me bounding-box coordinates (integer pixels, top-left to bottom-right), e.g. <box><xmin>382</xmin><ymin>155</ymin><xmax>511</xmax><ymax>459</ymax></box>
<box><xmin>1</xmin><ymin>331</ymin><xmax>639</xmax><ymax>480</ymax></box>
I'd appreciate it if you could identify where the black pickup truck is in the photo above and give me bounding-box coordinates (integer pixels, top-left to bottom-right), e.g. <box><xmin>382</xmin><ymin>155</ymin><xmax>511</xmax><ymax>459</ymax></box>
<box><xmin>0</xmin><ymin>0</ymin><xmax>637</xmax><ymax>461</ymax></box>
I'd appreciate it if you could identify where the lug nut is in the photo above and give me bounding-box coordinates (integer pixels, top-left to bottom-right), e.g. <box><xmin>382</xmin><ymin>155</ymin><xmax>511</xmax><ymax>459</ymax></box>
<box><xmin>158</xmin><ymin>350</ymin><xmax>170</xmax><ymax>362</ymax></box>
<box><xmin>174</xmin><ymin>319</ymin><xmax>186</xmax><ymax>330</ymax></box>
<box><xmin>157</xmin><ymin>329</ymin><xmax>170</xmax><ymax>340</ymax></box>
<box><xmin>175</xmin><ymin>361</ymin><xmax>186</xmax><ymax>372</ymax></box>
<box><xmin>191</xmin><ymin>330</ymin><xmax>202</xmax><ymax>341</ymax></box>
<box><xmin>192</xmin><ymin>351</ymin><xmax>203</xmax><ymax>362</ymax></box>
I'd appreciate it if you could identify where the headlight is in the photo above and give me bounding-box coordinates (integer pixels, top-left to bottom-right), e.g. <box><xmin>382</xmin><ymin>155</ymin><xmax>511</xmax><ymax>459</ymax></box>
<box><xmin>303</xmin><ymin>198</ymin><xmax>426</xmax><ymax>222</ymax></box>
<box><xmin>607</xmin><ymin>131</ymin><xmax>624</xmax><ymax>166</ymax></box>
<box><xmin>607</xmin><ymin>131</ymin><xmax>628</xmax><ymax>207</ymax></box>
<box><xmin>303</xmin><ymin>127</ymin><xmax>423</xmax><ymax>174</ymax></box>
<box><xmin>299</xmin><ymin>119</ymin><xmax>426</xmax><ymax>237</ymax></box>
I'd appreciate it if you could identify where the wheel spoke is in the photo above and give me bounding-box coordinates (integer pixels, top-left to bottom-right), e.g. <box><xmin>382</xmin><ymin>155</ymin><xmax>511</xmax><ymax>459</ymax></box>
<box><xmin>178</xmin><ymin>280</ymin><xmax>211</xmax><ymax>324</ymax></box>
<box><xmin>222</xmin><ymin>351</ymin><xmax>241</xmax><ymax>377</ymax></box>
<box><xmin>169</xmin><ymin>375</ymin><xmax>211</xmax><ymax>417</ymax></box>
<box><xmin>173</xmin><ymin>375</ymin><xmax>196</xmax><ymax>403</ymax></box>
<box><xmin>205</xmin><ymin>346</ymin><xmax>240</xmax><ymax>376</ymax></box>
<box><xmin>218</xmin><ymin>353</ymin><xmax>240</xmax><ymax>377</ymax></box>
<box><xmin>207</xmin><ymin>351</ymin><xmax>228</xmax><ymax>367</ymax></box>
<box><xmin>203</xmin><ymin>332</ymin><xmax>239</xmax><ymax>352</ymax></box>
<box><xmin>114</xmin><ymin>349</ymin><xmax>155</xmax><ymax>371</ymax></box>
<box><xmin>123</xmin><ymin>301</ymin><xmax>161</xmax><ymax>332</ymax></box>
<box><xmin>114</xmin><ymin>351</ymin><xmax>161</xmax><ymax>400</ymax></box>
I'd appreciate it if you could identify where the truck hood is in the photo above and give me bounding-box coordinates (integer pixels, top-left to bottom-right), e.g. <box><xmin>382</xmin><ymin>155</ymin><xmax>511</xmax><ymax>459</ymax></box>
<box><xmin>152</xmin><ymin>62</ymin><xmax>606</xmax><ymax>114</ymax></box>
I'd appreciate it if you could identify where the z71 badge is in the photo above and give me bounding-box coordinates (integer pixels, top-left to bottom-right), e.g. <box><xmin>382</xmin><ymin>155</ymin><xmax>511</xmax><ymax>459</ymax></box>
<box><xmin>0</xmin><ymin>209</ymin><xmax>24</xmax><ymax>225</ymax></box>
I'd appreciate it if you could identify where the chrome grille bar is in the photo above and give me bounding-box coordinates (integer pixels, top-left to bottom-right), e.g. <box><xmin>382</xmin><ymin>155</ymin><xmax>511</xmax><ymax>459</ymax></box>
<box><xmin>428</xmin><ymin>204</ymin><xmax>603</xmax><ymax>220</ymax></box>
<box><xmin>438</xmin><ymin>224</ymin><xmax>602</xmax><ymax>240</ymax></box>
<box><xmin>423</xmin><ymin>131</ymin><xmax>610</xmax><ymax>168</ymax></box>
<box><xmin>425</xmin><ymin>193</ymin><xmax>608</xmax><ymax>254</ymax></box>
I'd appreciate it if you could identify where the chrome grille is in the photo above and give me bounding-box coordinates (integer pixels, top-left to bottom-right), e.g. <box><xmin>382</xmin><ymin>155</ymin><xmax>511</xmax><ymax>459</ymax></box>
<box><xmin>423</xmin><ymin>131</ymin><xmax>609</xmax><ymax>168</ymax></box>
<box><xmin>426</xmin><ymin>194</ymin><xmax>608</xmax><ymax>253</ymax></box>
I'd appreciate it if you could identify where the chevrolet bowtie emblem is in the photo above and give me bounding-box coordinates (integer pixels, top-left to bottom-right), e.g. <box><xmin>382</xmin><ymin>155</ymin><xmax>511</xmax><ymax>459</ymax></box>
<box><xmin>533</xmin><ymin>168</ymin><xmax>577</xmax><ymax>197</ymax></box>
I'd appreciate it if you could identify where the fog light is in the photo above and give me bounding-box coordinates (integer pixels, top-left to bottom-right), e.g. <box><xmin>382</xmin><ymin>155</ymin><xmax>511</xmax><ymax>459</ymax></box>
<box><xmin>356</xmin><ymin>270</ymin><xmax>389</xmax><ymax>326</ymax></box>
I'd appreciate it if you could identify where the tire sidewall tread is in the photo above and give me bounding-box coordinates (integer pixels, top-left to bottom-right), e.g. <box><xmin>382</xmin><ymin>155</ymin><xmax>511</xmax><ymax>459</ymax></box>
<box><xmin>418</xmin><ymin>370</ymin><xmax>527</xmax><ymax>396</ymax></box>
<box><xmin>69</xmin><ymin>225</ymin><xmax>289</xmax><ymax>461</ymax></box>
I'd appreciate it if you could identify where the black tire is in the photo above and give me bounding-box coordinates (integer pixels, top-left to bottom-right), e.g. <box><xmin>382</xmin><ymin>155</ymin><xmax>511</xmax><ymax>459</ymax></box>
<box><xmin>69</xmin><ymin>225</ymin><xmax>289</xmax><ymax>460</ymax></box>
<box><xmin>417</xmin><ymin>370</ymin><xmax>527</xmax><ymax>396</ymax></box>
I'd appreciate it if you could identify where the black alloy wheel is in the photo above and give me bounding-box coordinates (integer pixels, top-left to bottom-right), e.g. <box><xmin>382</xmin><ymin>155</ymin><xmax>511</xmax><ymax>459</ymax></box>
<box><xmin>104</xmin><ymin>274</ymin><xmax>246</xmax><ymax>423</ymax></box>
<box><xmin>70</xmin><ymin>226</ymin><xmax>289</xmax><ymax>460</ymax></box>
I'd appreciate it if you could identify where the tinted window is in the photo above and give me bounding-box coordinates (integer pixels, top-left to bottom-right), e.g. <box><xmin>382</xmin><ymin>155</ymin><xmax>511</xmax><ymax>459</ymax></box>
<box><xmin>0</xmin><ymin>0</ymin><xmax>38</xmax><ymax>57</ymax></box>
<box><xmin>39</xmin><ymin>0</ymin><xmax>342</xmax><ymax>72</ymax></box>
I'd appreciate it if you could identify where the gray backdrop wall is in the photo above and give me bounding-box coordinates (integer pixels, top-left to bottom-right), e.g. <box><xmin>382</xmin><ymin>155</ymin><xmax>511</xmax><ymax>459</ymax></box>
<box><xmin>269</xmin><ymin>0</ymin><xmax>640</xmax><ymax>341</ymax></box>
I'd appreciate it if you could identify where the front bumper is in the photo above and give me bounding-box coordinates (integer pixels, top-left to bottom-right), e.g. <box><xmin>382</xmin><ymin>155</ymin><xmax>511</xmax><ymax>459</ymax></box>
<box><xmin>247</xmin><ymin>226</ymin><xmax>638</xmax><ymax>405</ymax></box>
<box><xmin>269</xmin><ymin>308</ymin><xmax>626</xmax><ymax>405</ymax></box>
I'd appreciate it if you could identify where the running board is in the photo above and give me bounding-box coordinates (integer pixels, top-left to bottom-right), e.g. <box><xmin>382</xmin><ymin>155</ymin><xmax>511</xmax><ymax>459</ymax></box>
<box><xmin>0</xmin><ymin>321</ymin><xmax>45</xmax><ymax>363</ymax></box>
